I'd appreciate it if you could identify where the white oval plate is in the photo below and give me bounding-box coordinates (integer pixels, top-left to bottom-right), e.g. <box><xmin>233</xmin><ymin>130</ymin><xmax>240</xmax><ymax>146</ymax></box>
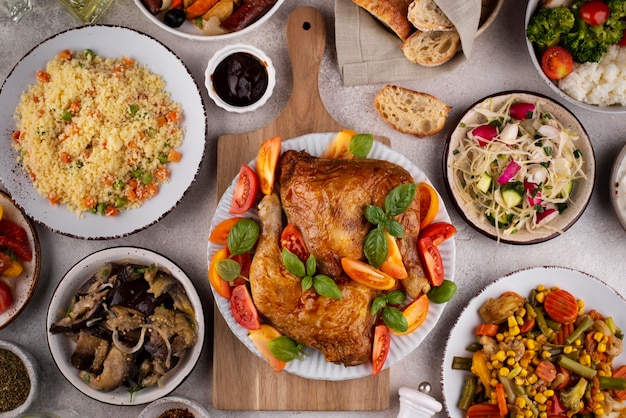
<box><xmin>207</xmin><ymin>132</ymin><xmax>456</xmax><ymax>380</ymax></box>
<box><xmin>133</xmin><ymin>0</ymin><xmax>285</xmax><ymax>41</ymax></box>
<box><xmin>0</xmin><ymin>25</ymin><xmax>206</xmax><ymax>239</ymax></box>
<box><xmin>46</xmin><ymin>246</ymin><xmax>205</xmax><ymax>405</ymax></box>
<box><xmin>441</xmin><ymin>266</ymin><xmax>626</xmax><ymax>417</ymax></box>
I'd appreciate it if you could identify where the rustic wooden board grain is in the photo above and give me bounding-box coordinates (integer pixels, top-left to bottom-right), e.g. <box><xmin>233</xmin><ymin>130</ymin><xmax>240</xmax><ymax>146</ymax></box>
<box><xmin>212</xmin><ymin>7</ymin><xmax>390</xmax><ymax>411</ymax></box>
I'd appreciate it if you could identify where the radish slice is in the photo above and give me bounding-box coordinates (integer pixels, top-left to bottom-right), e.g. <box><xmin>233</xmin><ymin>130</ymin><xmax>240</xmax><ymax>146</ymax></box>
<box><xmin>536</xmin><ymin>208</ymin><xmax>558</xmax><ymax>224</ymax></box>
<box><xmin>497</xmin><ymin>161</ymin><xmax>521</xmax><ymax>185</ymax></box>
<box><xmin>471</xmin><ymin>125</ymin><xmax>498</xmax><ymax>146</ymax></box>
<box><xmin>509</xmin><ymin>102</ymin><xmax>536</xmax><ymax>120</ymax></box>
<box><xmin>524</xmin><ymin>182</ymin><xmax>542</xmax><ymax>206</ymax></box>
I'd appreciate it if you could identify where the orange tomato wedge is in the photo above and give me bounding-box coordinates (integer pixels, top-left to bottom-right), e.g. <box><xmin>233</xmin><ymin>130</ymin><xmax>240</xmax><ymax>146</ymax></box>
<box><xmin>417</xmin><ymin>182</ymin><xmax>439</xmax><ymax>229</ymax></box>
<box><xmin>320</xmin><ymin>129</ymin><xmax>356</xmax><ymax>159</ymax></box>
<box><xmin>256</xmin><ymin>136</ymin><xmax>281</xmax><ymax>195</ymax></box>
<box><xmin>341</xmin><ymin>257</ymin><xmax>396</xmax><ymax>290</ymax></box>
<box><xmin>249</xmin><ymin>324</ymin><xmax>287</xmax><ymax>372</ymax></box>
<box><xmin>378</xmin><ymin>230</ymin><xmax>407</xmax><ymax>279</ymax></box>
<box><xmin>208</xmin><ymin>248</ymin><xmax>232</xmax><ymax>299</ymax></box>
<box><xmin>390</xmin><ymin>294</ymin><xmax>429</xmax><ymax>336</ymax></box>
<box><xmin>209</xmin><ymin>217</ymin><xmax>243</xmax><ymax>245</ymax></box>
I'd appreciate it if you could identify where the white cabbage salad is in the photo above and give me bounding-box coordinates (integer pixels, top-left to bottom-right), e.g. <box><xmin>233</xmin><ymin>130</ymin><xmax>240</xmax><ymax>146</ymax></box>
<box><xmin>449</xmin><ymin>95</ymin><xmax>587</xmax><ymax>238</ymax></box>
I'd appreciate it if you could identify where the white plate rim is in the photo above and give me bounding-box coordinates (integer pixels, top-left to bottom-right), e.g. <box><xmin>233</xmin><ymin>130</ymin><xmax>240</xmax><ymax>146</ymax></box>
<box><xmin>46</xmin><ymin>246</ymin><xmax>205</xmax><ymax>405</ymax></box>
<box><xmin>207</xmin><ymin>132</ymin><xmax>456</xmax><ymax>380</ymax></box>
<box><xmin>0</xmin><ymin>25</ymin><xmax>207</xmax><ymax>240</ymax></box>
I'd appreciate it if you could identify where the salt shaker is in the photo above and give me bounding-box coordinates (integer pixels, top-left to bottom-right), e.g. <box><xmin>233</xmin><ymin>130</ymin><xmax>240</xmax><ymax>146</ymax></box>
<box><xmin>397</xmin><ymin>382</ymin><xmax>443</xmax><ymax>418</ymax></box>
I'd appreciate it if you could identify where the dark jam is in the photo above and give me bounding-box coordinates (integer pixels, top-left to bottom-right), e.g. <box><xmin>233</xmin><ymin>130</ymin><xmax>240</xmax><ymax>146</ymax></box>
<box><xmin>212</xmin><ymin>52</ymin><xmax>269</xmax><ymax>107</ymax></box>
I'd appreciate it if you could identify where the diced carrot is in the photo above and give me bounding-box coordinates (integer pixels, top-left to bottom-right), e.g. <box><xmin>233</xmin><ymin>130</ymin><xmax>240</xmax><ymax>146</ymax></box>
<box><xmin>59</xmin><ymin>152</ymin><xmax>72</xmax><ymax>164</ymax></box>
<box><xmin>157</xmin><ymin>115</ymin><xmax>167</xmax><ymax>127</ymax></box>
<box><xmin>186</xmin><ymin>0</ymin><xmax>219</xmax><ymax>19</ymax></box>
<box><xmin>519</xmin><ymin>316</ymin><xmax>536</xmax><ymax>333</ymax></box>
<box><xmin>82</xmin><ymin>196</ymin><xmax>96</xmax><ymax>209</ymax></box>
<box><xmin>154</xmin><ymin>167</ymin><xmax>170</xmax><ymax>181</ymax></box>
<box><xmin>466</xmin><ymin>403</ymin><xmax>504</xmax><ymax>418</ymax></box>
<box><xmin>127</xmin><ymin>187</ymin><xmax>137</xmax><ymax>202</ymax></box>
<box><xmin>11</xmin><ymin>130</ymin><xmax>21</xmax><ymax>143</ymax></box>
<box><xmin>475</xmin><ymin>323</ymin><xmax>499</xmax><ymax>337</ymax></box>
<box><xmin>544</xmin><ymin>289</ymin><xmax>578</xmax><ymax>324</ymax></box>
<box><xmin>69</xmin><ymin>100</ymin><xmax>81</xmax><ymax>115</ymax></box>
<box><xmin>48</xmin><ymin>191</ymin><xmax>59</xmax><ymax>205</ymax></box>
<box><xmin>104</xmin><ymin>206</ymin><xmax>117</xmax><ymax>217</ymax></box>
<box><xmin>102</xmin><ymin>173</ymin><xmax>114</xmax><ymax>186</ymax></box>
<box><xmin>58</xmin><ymin>49</ymin><xmax>73</xmax><ymax>60</ymax></box>
<box><xmin>122</xmin><ymin>57</ymin><xmax>135</xmax><ymax>66</ymax></box>
<box><xmin>587</xmin><ymin>309</ymin><xmax>604</xmax><ymax>321</ymax></box>
<box><xmin>612</xmin><ymin>365</ymin><xmax>626</xmax><ymax>400</ymax></box>
<box><xmin>29</xmin><ymin>170</ymin><xmax>36</xmax><ymax>181</ymax></box>
<box><xmin>167</xmin><ymin>149</ymin><xmax>182</xmax><ymax>162</ymax></box>
<box><xmin>535</xmin><ymin>360</ymin><xmax>557</xmax><ymax>383</ymax></box>
<box><xmin>171</xmin><ymin>0</ymin><xmax>182</xmax><ymax>7</ymax></box>
<box><xmin>495</xmin><ymin>383</ymin><xmax>508</xmax><ymax>416</ymax></box>
<box><xmin>36</xmin><ymin>70</ymin><xmax>50</xmax><ymax>83</ymax></box>
<box><xmin>166</xmin><ymin>110</ymin><xmax>182</xmax><ymax>123</ymax></box>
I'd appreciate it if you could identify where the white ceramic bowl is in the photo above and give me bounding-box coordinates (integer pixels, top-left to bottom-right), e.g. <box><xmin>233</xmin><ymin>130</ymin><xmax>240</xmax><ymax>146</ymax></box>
<box><xmin>204</xmin><ymin>43</ymin><xmax>276</xmax><ymax>113</ymax></box>
<box><xmin>610</xmin><ymin>142</ymin><xmax>626</xmax><ymax>231</ymax></box>
<box><xmin>133</xmin><ymin>0</ymin><xmax>285</xmax><ymax>41</ymax></box>
<box><xmin>138</xmin><ymin>396</ymin><xmax>210</xmax><ymax>418</ymax></box>
<box><xmin>0</xmin><ymin>340</ymin><xmax>39</xmax><ymax>418</ymax></box>
<box><xmin>46</xmin><ymin>247</ymin><xmax>204</xmax><ymax>405</ymax></box>
<box><xmin>525</xmin><ymin>0</ymin><xmax>626</xmax><ymax>114</ymax></box>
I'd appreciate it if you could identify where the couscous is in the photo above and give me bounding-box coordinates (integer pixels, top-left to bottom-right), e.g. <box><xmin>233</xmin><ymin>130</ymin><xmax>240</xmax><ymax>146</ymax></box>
<box><xmin>11</xmin><ymin>49</ymin><xmax>184</xmax><ymax>216</ymax></box>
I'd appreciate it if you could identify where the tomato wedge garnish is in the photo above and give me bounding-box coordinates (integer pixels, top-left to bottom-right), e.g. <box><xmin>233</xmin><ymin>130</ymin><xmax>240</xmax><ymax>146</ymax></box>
<box><xmin>419</xmin><ymin>222</ymin><xmax>457</xmax><ymax>246</ymax></box>
<box><xmin>256</xmin><ymin>136</ymin><xmax>281</xmax><ymax>195</ymax></box>
<box><xmin>229</xmin><ymin>164</ymin><xmax>259</xmax><ymax>215</ymax></box>
<box><xmin>249</xmin><ymin>324</ymin><xmax>287</xmax><ymax>372</ymax></box>
<box><xmin>378</xmin><ymin>230</ymin><xmax>407</xmax><ymax>279</ymax></box>
<box><xmin>372</xmin><ymin>324</ymin><xmax>390</xmax><ymax>376</ymax></box>
<box><xmin>209</xmin><ymin>217</ymin><xmax>244</xmax><ymax>245</ymax></box>
<box><xmin>417</xmin><ymin>237</ymin><xmax>444</xmax><ymax>287</ymax></box>
<box><xmin>208</xmin><ymin>248</ymin><xmax>232</xmax><ymax>299</ymax></box>
<box><xmin>280</xmin><ymin>223</ymin><xmax>309</xmax><ymax>263</ymax></box>
<box><xmin>417</xmin><ymin>182</ymin><xmax>439</xmax><ymax>229</ymax></box>
<box><xmin>541</xmin><ymin>46</ymin><xmax>574</xmax><ymax>81</ymax></box>
<box><xmin>0</xmin><ymin>281</ymin><xmax>12</xmax><ymax>313</ymax></box>
<box><xmin>230</xmin><ymin>284</ymin><xmax>261</xmax><ymax>330</ymax></box>
<box><xmin>0</xmin><ymin>219</ymin><xmax>28</xmax><ymax>243</ymax></box>
<box><xmin>391</xmin><ymin>294</ymin><xmax>429</xmax><ymax>336</ymax></box>
<box><xmin>341</xmin><ymin>257</ymin><xmax>396</xmax><ymax>290</ymax></box>
<box><xmin>320</xmin><ymin>129</ymin><xmax>357</xmax><ymax>159</ymax></box>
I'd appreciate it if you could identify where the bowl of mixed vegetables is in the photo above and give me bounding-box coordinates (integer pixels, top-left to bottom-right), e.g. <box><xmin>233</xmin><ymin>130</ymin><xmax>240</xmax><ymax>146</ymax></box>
<box><xmin>444</xmin><ymin>91</ymin><xmax>595</xmax><ymax>244</ymax></box>
<box><xmin>525</xmin><ymin>0</ymin><xmax>626</xmax><ymax>113</ymax></box>
<box><xmin>442</xmin><ymin>266</ymin><xmax>626</xmax><ymax>417</ymax></box>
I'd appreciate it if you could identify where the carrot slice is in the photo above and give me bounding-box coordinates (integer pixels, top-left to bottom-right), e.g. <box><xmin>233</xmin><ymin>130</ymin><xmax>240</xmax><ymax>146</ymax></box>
<box><xmin>186</xmin><ymin>0</ymin><xmax>219</xmax><ymax>19</ymax></box>
<box><xmin>535</xmin><ymin>360</ymin><xmax>557</xmax><ymax>383</ymax></box>
<box><xmin>553</xmin><ymin>322</ymin><xmax>574</xmax><ymax>345</ymax></box>
<box><xmin>466</xmin><ymin>403</ymin><xmax>504</xmax><ymax>418</ymax></box>
<box><xmin>612</xmin><ymin>365</ymin><xmax>626</xmax><ymax>400</ymax></box>
<box><xmin>495</xmin><ymin>383</ymin><xmax>508</xmax><ymax>416</ymax></box>
<box><xmin>543</xmin><ymin>289</ymin><xmax>578</xmax><ymax>324</ymax></box>
<box><xmin>475</xmin><ymin>323</ymin><xmax>499</xmax><ymax>337</ymax></box>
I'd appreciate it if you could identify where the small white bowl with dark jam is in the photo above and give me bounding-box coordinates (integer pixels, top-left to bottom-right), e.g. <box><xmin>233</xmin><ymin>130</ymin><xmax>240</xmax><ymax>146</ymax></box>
<box><xmin>205</xmin><ymin>44</ymin><xmax>276</xmax><ymax>113</ymax></box>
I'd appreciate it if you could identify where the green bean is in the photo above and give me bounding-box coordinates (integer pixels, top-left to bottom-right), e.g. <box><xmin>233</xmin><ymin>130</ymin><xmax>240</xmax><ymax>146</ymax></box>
<box><xmin>451</xmin><ymin>356</ymin><xmax>472</xmax><ymax>371</ymax></box>
<box><xmin>557</xmin><ymin>355</ymin><xmax>597</xmax><ymax>379</ymax></box>
<box><xmin>457</xmin><ymin>374</ymin><xmax>477</xmax><ymax>410</ymax></box>
<box><xmin>465</xmin><ymin>342</ymin><xmax>482</xmax><ymax>352</ymax></box>
<box><xmin>565</xmin><ymin>315</ymin><xmax>593</xmax><ymax>345</ymax></box>
<box><xmin>534</xmin><ymin>308</ymin><xmax>554</xmax><ymax>340</ymax></box>
<box><xmin>599</xmin><ymin>376</ymin><xmax>626</xmax><ymax>391</ymax></box>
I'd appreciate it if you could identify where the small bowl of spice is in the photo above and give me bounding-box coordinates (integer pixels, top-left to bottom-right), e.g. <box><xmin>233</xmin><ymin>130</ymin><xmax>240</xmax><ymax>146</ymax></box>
<box><xmin>137</xmin><ymin>396</ymin><xmax>210</xmax><ymax>418</ymax></box>
<box><xmin>0</xmin><ymin>340</ymin><xmax>38</xmax><ymax>417</ymax></box>
<box><xmin>204</xmin><ymin>44</ymin><xmax>276</xmax><ymax>113</ymax></box>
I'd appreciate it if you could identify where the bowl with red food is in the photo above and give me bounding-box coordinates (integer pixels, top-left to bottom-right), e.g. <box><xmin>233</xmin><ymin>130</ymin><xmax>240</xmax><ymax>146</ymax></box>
<box><xmin>134</xmin><ymin>0</ymin><xmax>286</xmax><ymax>41</ymax></box>
<box><xmin>525</xmin><ymin>0</ymin><xmax>626</xmax><ymax>113</ymax></box>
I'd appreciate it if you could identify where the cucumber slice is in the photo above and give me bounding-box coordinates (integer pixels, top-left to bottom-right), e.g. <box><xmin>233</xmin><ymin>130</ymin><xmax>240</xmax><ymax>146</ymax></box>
<box><xmin>559</xmin><ymin>180</ymin><xmax>574</xmax><ymax>198</ymax></box>
<box><xmin>501</xmin><ymin>181</ymin><xmax>524</xmax><ymax>208</ymax></box>
<box><xmin>476</xmin><ymin>172</ymin><xmax>492</xmax><ymax>193</ymax></box>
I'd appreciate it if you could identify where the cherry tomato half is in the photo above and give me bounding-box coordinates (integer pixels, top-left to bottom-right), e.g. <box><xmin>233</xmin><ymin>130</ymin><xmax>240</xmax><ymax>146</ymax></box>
<box><xmin>419</xmin><ymin>222</ymin><xmax>457</xmax><ymax>246</ymax></box>
<box><xmin>580</xmin><ymin>0</ymin><xmax>610</xmax><ymax>26</ymax></box>
<box><xmin>229</xmin><ymin>164</ymin><xmax>259</xmax><ymax>215</ymax></box>
<box><xmin>256</xmin><ymin>136</ymin><xmax>281</xmax><ymax>195</ymax></box>
<box><xmin>541</xmin><ymin>46</ymin><xmax>574</xmax><ymax>80</ymax></box>
<box><xmin>619</xmin><ymin>28</ymin><xmax>626</xmax><ymax>46</ymax></box>
<box><xmin>280</xmin><ymin>224</ymin><xmax>309</xmax><ymax>263</ymax></box>
<box><xmin>417</xmin><ymin>237</ymin><xmax>444</xmax><ymax>287</ymax></box>
<box><xmin>0</xmin><ymin>281</ymin><xmax>12</xmax><ymax>313</ymax></box>
<box><xmin>230</xmin><ymin>284</ymin><xmax>261</xmax><ymax>330</ymax></box>
<box><xmin>372</xmin><ymin>324</ymin><xmax>390</xmax><ymax>376</ymax></box>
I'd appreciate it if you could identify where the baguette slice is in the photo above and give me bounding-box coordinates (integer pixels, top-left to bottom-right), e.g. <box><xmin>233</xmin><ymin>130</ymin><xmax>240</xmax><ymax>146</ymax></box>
<box><xmin>352</xmin><ymin>0</ymin><xmax>413</xmax><ymax>41</ymax></box>
<box><xmin>375</xmin><ymin>85</ymin><xmax>451</xmax><ymax>137</ymax></box>
<box><xmin>407</xmin><ymin>0</ymin><xmax>454</xmax><ymax>31</ymax></box>
<box><xmin>401</xmin><ymin>29</ymin><xmax>460</xmax><ymax>66</ymax></box>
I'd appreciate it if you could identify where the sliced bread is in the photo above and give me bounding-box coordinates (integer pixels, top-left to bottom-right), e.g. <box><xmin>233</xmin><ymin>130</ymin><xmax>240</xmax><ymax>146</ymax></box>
<box><xmin>407</xmin><ymin>0</ymin><xmax>455</xmax><ymax>31</ymax></box>
<box><xmin>375</xmin><ymin>85</ymin><xmax>451</xmax><ymax>137</ymax></box>
<box><xmin>401</xmin><ymin>29</ymin><xmax>460</xmax><ymax>66</ymax></box>
<box><xmin>352</xmin><ymin>0</ymin><xmax>414</xmax><ymax>41</ymax></box>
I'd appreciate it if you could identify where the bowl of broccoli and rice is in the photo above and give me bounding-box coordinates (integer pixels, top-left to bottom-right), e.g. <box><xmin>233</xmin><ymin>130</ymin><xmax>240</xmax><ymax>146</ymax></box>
<box><xmin>525</xmin><ymin>0</ymin><xmax>626</xmax><ymax>114</ymax></box>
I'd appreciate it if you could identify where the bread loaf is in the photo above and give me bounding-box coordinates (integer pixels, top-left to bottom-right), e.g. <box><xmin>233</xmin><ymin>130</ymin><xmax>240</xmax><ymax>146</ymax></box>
<box><xmin>407</xmin><ymin>0</ymin><xmax>454</xmax><ymax>31</ymax></box>
<box><xmin>375</xmin><ymin>85</ymin><xmax>451</xmax><ymax>137</ymax></box>
<box><xmin>401</xmin><ymin>29</ymin><xmax>460</xmax><ymax>66</ymax></box>
<box><xmin>352</xmin><ymin>0</ymin><xmax>414</xmax><ymax>41</ymax></box>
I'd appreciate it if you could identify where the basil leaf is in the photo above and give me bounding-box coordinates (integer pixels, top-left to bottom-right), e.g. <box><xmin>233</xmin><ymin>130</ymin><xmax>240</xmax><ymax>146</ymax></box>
<box><xmin>428</xmin><ymin>280</ymin><xmax>457</xmax><ymax>304</ymax></box>
<box><xmin>282</xmin><ymin>248</ymin><xmax>306</xmax><ymax>278</ymax></box>
<box><xmin>267</xmin><ymin>336</ymin><xmax>306</xmax><ymax>362</ymax></box>
<box><xmin>364</xmin><ymin>228</ymin><xmax>387</xmax><ymax>268</ymax></box>
<box><xmin>364</xmin><ymin>205</ymin><xmax>386</xmax><ymax>226</ymax></box>
<box><xmin>349</xmin><ymin>133</ymin><xmax>374</xmax><ymax>159</ymax></box>
<box><xmin>227</xmin><ymin>218</ymin><xmax>260</xmax><ymax>256</ymax></box>
<box><xmin>313</xmin><ymin>275</ymin><xmax>342</xmax><ymax>300</ymax></box>
<box><xmin>305</xmin><ymin>254</ymin><xmax>316</xmax><ymax>277</ymax></box>
<box><xmin>371</xmin><ymin>295</ymin><xmax>387</xmax><ymax>316</ymax></box>
<box><xmin>382</xmin><ymin>306</ymin><xmax>408</xmax><ymax>333</ymax></box>
<box><xmin>385</xmin><ymin>184</ymin><xmax>417</xmax><ymax>217</ymax></box>
<box><xmin>301</xmin><ymin>275</ymin><xmax>313</xmax><ymax>291</ymax></box>
<box><xmin>215</xmin><ymin>259</ymin><xmax>241</xmax><ymax>282</ymax></box>
<box><xmin>385</xmin><ymin>290</ymin><xmax>406</xmax><ymax>306</ymax></box>
<box><xmin>384</xmin><ymin>218</ymin><xmax>404</xmax><ymax>238</ymax></box>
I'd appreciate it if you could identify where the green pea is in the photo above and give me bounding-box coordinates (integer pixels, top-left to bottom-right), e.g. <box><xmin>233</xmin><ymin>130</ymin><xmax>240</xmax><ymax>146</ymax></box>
<box><xmin>113</xmin><ymin>180</ymin><xmax>124</xmax><ymax>190</ymax></box>
<box><xmin>61</xmin><ymin>111</ymin><xmax>72</xmax><ymax>122</ymax></box>
<box><xmin>115</xmin><ymin>197</ymin><xmax>126</xmax><ymax>208</ymax></box>
<box><xmin>141</xmin><ymin>172</ymin><xmax>153</xmax><ymax>185</ymax></box>
<box><xmin>427</xmin><ymin>280</ymin><xmax>457</xmax><ymax>304</ymax></box>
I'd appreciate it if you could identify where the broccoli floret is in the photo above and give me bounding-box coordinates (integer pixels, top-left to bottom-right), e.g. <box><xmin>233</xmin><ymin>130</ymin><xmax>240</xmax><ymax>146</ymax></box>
<box><xmin>559</xmin><ymin>378</ymin><xmax>588</xmax><ymax>412</ymax></box>
<box><xmin>561</xmin><ymin>14</ymin><xmax>608</xmax><ymax>62</ymax></box>
<box><xmin>527</xmin><ymin>7</ymin><xmax>576</xmax><ymax>50</ymax></box>
<box><xmin>588</xmin><ymin>0</ymin><xmax>626</xmax><ymax>44</ymax></box>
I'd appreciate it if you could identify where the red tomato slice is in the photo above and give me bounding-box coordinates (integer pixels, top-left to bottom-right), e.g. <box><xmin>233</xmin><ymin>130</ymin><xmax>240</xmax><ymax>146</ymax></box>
<box><xmin>372</xmin><ymin>324</ymin><xmax>390</xmax><ymax>376</ymax></box>
<box><xmin>580</xmin><ymin>0</ymin><xmax>610</xmax><ymax>26</ymax></box>
<box><xmin>230</xmin><ymin>284</ymin><xmax>261</xmax><ymax>330</ymax></box>
<box><xmin>541</xmin><ymin>46</ymin><xmax>574</xmax><ymax>80</ymax></box>
<box><xmin>249</xmin><ymin>324</ymin><xmax>286</xmax><ymax>372</ymax></box>
<box><xmin>280</xmin><ymin>224</ymin><xmax>309</xmax><ymax>263</ymax></box>
<box><xmin>0</xmin><ymin>236</ymin><xmax>31</xmax><ymax>262</ymax></box>
<box><xmin>256</xmin><ymin>136</ymin><xmax>281</xmax><ymax>195</ymax></box>
<box><xmin>341</xmin><ymin>257</ymin><xmax>396</xmax><ymax>290</ymax></box>
<box><xmin>391</xmin><ymin>294</ymin><xmax>429</xmax><ymax>336</ymax></box>
<box><xmin>417</xmin><ymin>237</ymin><xmax>444</xmax><ymax>287</ymax></box>
<box><xmin>419</xmin><ymin>222</ymin><xmax>457</xmax><ymax>246</ymax></box>
<box><xmin>209</xmin><ymin>217</ymin><xmax>243</xmax><ymax>244</ymax></box>
<box><xmin>0</xmin><ymin>281</ymin><xmax>12</xmax><ymax>313</ymax></box>
<box><xmin>229</xmin><ymin>164</ymin><xmax>259</xmax><ymax>215</ymax></box>
<box><xmin>208</xmin><ymin>249</ymin><xmax>232</xmax><ymax>299</ymax></box>
<box><xmin>0</xmin><ymin>219</ymin><xmax>28</xmax><ymax>242</ymax></box>
<box><xmin>226</xmin><ymin>248</ymin><xmax>251</xmax><ymax>279</ymax></box>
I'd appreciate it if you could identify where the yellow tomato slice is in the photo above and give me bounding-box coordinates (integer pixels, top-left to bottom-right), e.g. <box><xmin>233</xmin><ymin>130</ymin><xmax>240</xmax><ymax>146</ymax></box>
<box><xmin>209</xmin><ymin>217</ymin><xmax>243</xmax><ymax>245</ymax></box>
<box><xmin>2</xmin><ymin>260</ymin><xmax>23</xmax><ymax>279</ymax></box>
<box><xmin>418</xmin><ymin>182</ymin><xmax>439</xmax><ymax>229</ymax></box>
<box><xmin>391</xmin><ymin>294</ymin><xmax>429</xmax><ymax>336</ymax></box>
<box><xmin>208</xmin><ymin>248</ymin><xmax>232</xmax><ymax>299</ymax></box>
<box><xmin>257</xmin><ymin>136</ymin><xmax>282</xmax><ymax>195</ymax></box>
<box><xmin>341</xmin><ymin>257</ymin><xmax>396</xmax><ymax>290</ymax></box>
<box><xmin>320</xmin><ymin>129</ymin><xmax>357</xmax><ymax>159</ymax></box>
<box><xmin>378</xmin><ymin>230</ymin><xmax>407</xmax><ymax>279</ymax></box>
<box><xmin>249</xmin><ymin>324</ymin><xmax>287</xmax><ymax>372</ymax></box>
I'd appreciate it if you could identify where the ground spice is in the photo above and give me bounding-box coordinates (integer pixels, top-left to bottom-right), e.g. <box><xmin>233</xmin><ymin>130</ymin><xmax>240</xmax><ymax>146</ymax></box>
<box><xmin>157</xmin><ymin>408</ymin><xmax>195</xmax><ymax>418</ymax></box>
<box><xmin>0</xmin><ymin>347</ymin><xmax>31</xmax><ymax>412</ymax></box>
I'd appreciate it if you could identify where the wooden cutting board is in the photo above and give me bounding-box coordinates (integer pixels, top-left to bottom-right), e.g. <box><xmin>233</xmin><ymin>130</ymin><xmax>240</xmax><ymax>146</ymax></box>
<box><xmin>212</xmin><ymin>6</ymin><xmax>390</xmax><ymax>411</ymax></box>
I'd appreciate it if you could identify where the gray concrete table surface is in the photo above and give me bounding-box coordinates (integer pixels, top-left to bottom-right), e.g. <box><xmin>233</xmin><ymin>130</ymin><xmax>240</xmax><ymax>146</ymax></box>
<box><xmin>1</xmin><ymin>0</ymin><xmax>625</xmax><ymax>417</ymax></box>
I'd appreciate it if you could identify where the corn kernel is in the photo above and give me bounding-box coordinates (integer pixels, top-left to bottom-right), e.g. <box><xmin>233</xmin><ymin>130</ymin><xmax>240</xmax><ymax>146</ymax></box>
<box><xmin>534</xmin><ymin>393</ymin><xmax>548</xmax><ymax>404</ymax></box>
<box><xmin>524</xmin><ymin>410</ymin><xmax>534</xmax><ymax>418</ymax></box>
<box><xmin>594</xmin><ymin>332</ymin><xmax>604</xmax><ymax>342</ymax></box>
<box><xmin>491</xmin><ymin>360</ymin><xmax>502</xmax><ymax>368</ymax></box>
<box><xmin>520</xmin><ymin>369</ymin><xmax>528</xmax><ymax>377</ymax></box>
<box><xmin>543</xmin><ymin>389</ymin><xmax>555</xmax><ymax>397</ymax></box>
<box><xmin>532</xmin><ymin>357</ymin><xmax>540</xmax><ymax>366</ymax></box>
<box><xmin>535</xmin><ymin>292</ymin><xmax>545</xmax><ymax>303</ymax></box>
<box><xmin>528</xmin><ymin>388</ymin><xmax>537</xmax><ymax>397</ymax></box>
<box><xmin>528</xmin><ymin>374</ymin><xmax>538</xmax><ymax>384</ymax></box>
<box><xmin>496</xmin><ymin>333</ymin><xmax>505</xmax><ymax>342</ymax></box>
<box><xmin>563</xmin><ymin>346</ymin><xmax>573</xmax><ymax>354</ymax></box>
<box><xmin>580</xmin><ymin>354</ymin><xmax>591</xmax><ymax>367</ymax></box>
<box><xmin>515</xmin><ymin>376</ymin><xmax>525</xmax><ymax>386</ymax></box>
<box><xmin>541</xmin><ymin>350</ymin><xmax>552</xmax><ymax>359</ymax></box>
<box><xmin>520</xmin><ymin>358</ymin><xmax>529</xmax><ymax>368</ymax></box>
<box><xmin>598</xmin><ymin>370</ymin><xmax>608</xmax><ymax>377</ymax></box>
<box><xmin>577</xmin><ymin>299</ymin><xmax>585</xmax><ymax>309</ymax></box>
<box><xmin>537</xmin><ymin>285</ymin><xmax>546</xmax><ymax>291</ymax></box>
<box><xmin>509</xmin><ymin>325</ymin><xmax>520</xmax><ymax>336</ymax></box>
<box><xmin>517</xmin><ymin>307</ymin><xmax>527</xmax><ymax>317</ymax></box>
<box><xmin>508</xmin><ymin>316</ymin><xmax>518</xmax><ymax>327</ymax></box>
<box><xmin>539</xmin><ymin>410</ymin><xmax>547</xmax><ymax>417</ymax></box>
<box><xmin>503</xmin><ymin>331</ymin><xmax>510</xmax><ymax>338</ymax></box>
<box><xmin>515</xmin><ymin>397</ymin><xmax>526</xmax><ymax>408</ymax></box>
<box><xmin>507</xmin><ymin>357</ymin><xmax>517</xmax><ymax>366</ymax></box>
<box><xmin>574</xmin><ymin>339</ymin><xmax>582</xmax><ymax>346</ymax></box>
<box><xmin>594</xmin><ymin>406</ymin><xmax>605</xmax><ymax>416</ymax></box>
<box><xmin>486</xmin><ymin>362</ymin><xmax>494</xmax><ymax>370</ymax></box>
<box><xmin>598</xmin><ymin>342</ymin><xmax>607</xmax><ymax>353</ymax></box>
<box><xmin>526</xmin><ymin>340</ymin><xmax>536</xmax><ymax>350</ymax></box>
<box><xmin>493</xmin><ymin>351</ymin><xmax>507</xmax><ymax>362</ymax></box>
<box><xmin>499</xmin><ymin>367</ymin><xmax>510</xmax><ymax>377</ymax></box>
<box><xmin>490</xmin><ymin>378</ymin><xmax>499</xmax><ymax>388</ymax></box>
<box><xmin>596</xmin><ymin>392</ymin><xmax>605</xmax><ymax>402</ymax></box>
